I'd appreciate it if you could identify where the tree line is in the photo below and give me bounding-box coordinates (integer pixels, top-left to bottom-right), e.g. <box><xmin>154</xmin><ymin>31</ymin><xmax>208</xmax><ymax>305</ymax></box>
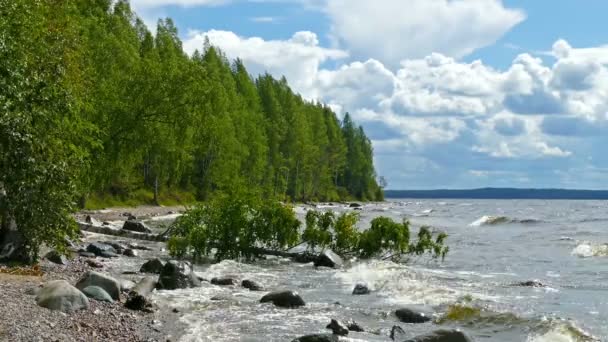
<box><xmin>0</xmin><ymin>0</ymin><xmax>382</xmax><ymax>261</ymax></box>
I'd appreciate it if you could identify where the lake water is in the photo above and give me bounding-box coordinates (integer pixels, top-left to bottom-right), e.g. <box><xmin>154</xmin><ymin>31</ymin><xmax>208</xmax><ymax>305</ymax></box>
<box><xmin>145</xmin><ymin>199</ymin><xmax>608</xmax><ymax>341</ymax></box>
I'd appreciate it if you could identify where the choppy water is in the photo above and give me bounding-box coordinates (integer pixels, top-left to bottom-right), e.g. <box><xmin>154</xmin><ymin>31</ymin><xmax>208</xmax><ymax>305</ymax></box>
<box><xmin>141</xmin><ymin>200</ymin><xmax>608</xmax><ymax>341</ymax></box>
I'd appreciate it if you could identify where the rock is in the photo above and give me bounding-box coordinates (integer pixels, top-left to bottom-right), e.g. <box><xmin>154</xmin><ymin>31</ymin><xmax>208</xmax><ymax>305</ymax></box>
<box><xmin>86</xmin><ymin>242</ymin><xmax>117</xmax><ymax>257</ymax></box>
<box><xmin>291</xmin><ymin>334</ymin><xmax>339</xmax><ymax>342</ymax></box>
<box><xmin>122</xmin><ymin>249</ymin><xmax>138</xmax><ymax>257</ymax></box>
<box><xmin>395</xmin><ymin>308</ymin><xmax>432</xmax><ymax>323</ymax></box>
<box><xmin>45</xmin><ymin>250</ymin><xmax>68</xmax><ymax>265</ymax></box>
<box><xmin>314</xmin><ymin>249</ymin><xmax>343</xmax><ymax>268</ymax></box>
<box><xmin>260</xmin><ymin>291</ymin><xmax>305</xmax><ymax>308</ymax></box>
<box><xmin>349</xmin><ymin>203</ymin><xmax>362</xmax><ymax>208</ymax></box>
<box><xmin>35</xmin><ymin>280</ymin><xmax>89</xmax><ymax>313</ymax></box>
<box><xmin>119</xmin><ymin>279</ymin><xmax>136</xmax><ymax>292</ymax></box>
<box><xmin>75</xmin><ymin>271</ymin><xmax>121</xmax><ymax>300</ymax></box>
<box><xmin>352</xmin><ymin>283</ymin><xmax>370</xmax><ymax>295</ymax></box>
<box><xmin>157</xmin><ymin>260</ymin><xmax>201</xmax><ymax>290</ymax></box>
<box><xmin>140</xmin><ymin>258</ymin><xmax>165</xmax><ymax>274</ymax></box>
<box><xmin>86</xmin><ymin>259</ymin><xmax>104</xmax><ymax>268</ymax></box>
<box><xmin>346</xmin><ymin>320</ymin><xmax>364</xmax><ymax>332</ymax></box>
<box><xmin>104</xmin><ymin>242</ymin><xmax>127</xmax><ymax>253</ymax></box>
<box><xmin>390</xmin><ymin>326</ymin><xmax>406</xmax><ymax>341</ymax></box>
<box><xmin>126</xmin><ymin>214</ymin><xmax>137</xmax><ymax>221</ymax></box>
<box><xmin>128</xmin><ymin>243</ymin><xmax>152</xmax><ymax>251</ymax></box>
<box><xmin>99</xmin><ymin>250</ymin><xmax>119</xmax><ymax>258</ymax></box>
<box><xmin>81</xmin><ymin>286</ymin><xmax>113</xmax><ymax>303</ymax></box>
<box><xmin>210</xmin><ymin>294</ymin><xmax>232</xmax><ymax>301</ymax></box>
<box><xmin>79</xmin><ymin>251</ymin><xmax>97</xmax><ymax>258</ymax></box>
<box><xmin>102</xmin><ymin>221</ymin><xmax>111</xmax><ymax>226</ymax></box>
<box><xmin>122</xmin><ymin>220</ymin><xmax>151</xmax><ymax>233</ymax></box>
<box><xmin>402</xmin><ymin>329</ymin><xmax>472</xmax><ymax>342</ymax></box>
<box><xmin>85</xmin><ymin>215</ymin><xmax>101</xmax><ymax>226</ymax></box>
<box><xmin>211</xmin><ymin>277</ymin><xmax>238</xmax><ymax>286</ymax></box>
<box><xmin>326</xmin><ymin>319</ymin><xmax>349</xmax><ymax>336</ymax></box>
<box><xmin>242</xmin><ymin>279</ymin><xmax>264</xmax><ymax>291</ymax></box>
<box><xmin>513</xmin><ymin>280</ymin><xmax>545</xmax><ymax>288</ymax></box>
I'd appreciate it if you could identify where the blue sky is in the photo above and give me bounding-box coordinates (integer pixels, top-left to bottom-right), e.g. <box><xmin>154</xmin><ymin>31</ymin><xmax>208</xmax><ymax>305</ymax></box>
<box><xmin>131</xmin><ymin>0</ymin><xmax>608</xmax><ymax>190</ymax></box>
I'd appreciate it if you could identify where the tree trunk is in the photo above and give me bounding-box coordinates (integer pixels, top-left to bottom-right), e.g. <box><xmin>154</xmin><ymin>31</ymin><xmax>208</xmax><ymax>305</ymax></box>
<box><xmin>125</xmin><ymin>276</ymin><xmax>157</xmax><ymax>311</ymax></box>
<box><xmin>153</xmin><ymin>175</ymin><xmax>159</xmax><ymax>206</ymax></box>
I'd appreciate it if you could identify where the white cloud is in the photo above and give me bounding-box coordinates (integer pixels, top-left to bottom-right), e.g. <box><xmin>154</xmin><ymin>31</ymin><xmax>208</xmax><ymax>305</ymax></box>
<box><xmin>250</xmin><ymin>16</ymin><xmax>279</xmax><ymax>23</ymax></box>
<box><xmin>322</xmin><ymin>0</ymin><xmax>525</xmax><ymax>66</ymax></box>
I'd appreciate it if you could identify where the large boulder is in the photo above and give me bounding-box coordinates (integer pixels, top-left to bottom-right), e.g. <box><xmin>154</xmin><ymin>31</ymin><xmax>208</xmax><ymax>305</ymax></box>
<box><xmin>242</xmin><ymin>279</ymin><xmax>264</xmax><ymax>291</ymax></box>
<box><xmin>352</xmin><ymin>283</ymin><xmax>370</xmax><ymax>295</ymax></box>
<box><xmin>122</xmin><ymin>220</ymin><xmax>152</xmax><ymax>234</ymax></box>
<box><xmin>157</xmin><ymin>260</ymin><xmax>201</xmax><ymax>290</ymax></box>
<box><xmin>75</xmin><ymin>271</ymin><xmax>121</xmax><ymax>300</ymax></box>
<box><xmin>81</xmin><ymin>286</ymin><xmax>113</xmax><ymax>303</ymax></box>
<box><xmin>326</xmin><ymin>319</ymin><xmax>349</xmax><ymax>336</ymax></box>
<box><xmin>314</xmin><ymin>250</ymin><xmax>343</xmax><ymax>268</ymax></box>
<box><xmin>45</xmin><ymin>250</ymin><xmax>68</xmax><ymax>265</ymax></box>
<box><xmin>395</xmin><ymin>307</ymin><xmax>432</xmax><ymax>323</ymax></box>
<box><xmin>292</xmin><ymin>334</ymin><xmax>339</xmax><ymax>342</ymax></box>
<box><xmin>35</xmin><ymin>280</ymin><xmax>89</xmax><ymax>313</ymax></box>
<box><xmin>401</xmin><ymin>329</ymin><xmax>472</xmax><ymax>342</ymax></box>
<box><xmin>260</xmin><ymin>290</ymin><xmax>305</xmax><ymax>308</ymax></box>
<box><xmin>86</xmin><ymin>242</ymin><xmax>117</xmax><ymax>257</ymax></box>
<box><xmin>140</xmin><ymin>258</ymin><xmax>164</xmax><ymax>274</ymax></box>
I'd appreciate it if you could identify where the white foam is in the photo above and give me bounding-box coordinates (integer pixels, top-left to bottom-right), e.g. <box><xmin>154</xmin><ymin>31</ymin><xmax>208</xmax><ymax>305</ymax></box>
<box><xmin>571</xmin><ymin>242</ymin><xmax>608</xmax><ymax>258</ymax></box>
<box><xmin>470</xmin><ymin>215</ymin><xmax>508</xmax><ymax>226</ymax></box>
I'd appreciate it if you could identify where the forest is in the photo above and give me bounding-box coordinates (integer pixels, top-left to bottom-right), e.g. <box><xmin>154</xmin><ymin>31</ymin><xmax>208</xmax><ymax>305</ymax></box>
<box><xmin>0</xmin><ymin>0</ymin><xmax>383</xmax><ymax>260</ymax></box>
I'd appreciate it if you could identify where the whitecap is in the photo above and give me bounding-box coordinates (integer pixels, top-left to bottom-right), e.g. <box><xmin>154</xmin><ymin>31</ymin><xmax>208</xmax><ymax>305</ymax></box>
<box><xmin>571</xmin><ymin>242</ymin><xmax>608</xmax><ymax>258</ymax></box>
<box><xmin>470</xmin><ymin>215</ymin><xmax>510</xmax><ymax>226</ymax></box>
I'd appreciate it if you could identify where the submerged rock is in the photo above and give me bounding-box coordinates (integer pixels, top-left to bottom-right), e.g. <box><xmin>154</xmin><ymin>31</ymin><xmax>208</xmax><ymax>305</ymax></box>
<box><xmin>395</xmin><ymin>307</ymin><xmax>432</xmax><ymax>323</ymax></box>
<box><xmin>260</xmin><ymin>291</ymin><xmax>305</xmax><ymax>308</ymax></box>
<box><xmin>402</xmin><ymin>329</ymin><xmax>472</xmax><ymax>342</ymax></box>
<box><xmin>513</xmin><ymin>280</ymin><xmax>545</xmax><ymax>288</ymax></box>
<box><xmin>352</xmin><ymin>283</ymin><xmax>370</xmax><ymax>295</ymax></box>
<box><xmin>326</xmin><ymin>319</ymin><xmax>349</xmax><ymax>336</ymax></box>
<box><xmin>36</xmin><ymin>280</ymin><xmax>89</xmax><ymax>313</ymax></box>
<box><xmin>157</xmin><ymin>261</ymin><xmax>201</xmax><ymax>290</ymax></box>
<box><xmin>390</xmin><ymin>326</ymin><xmax>406</xmax><ymax>341</ymax></box>
<box><xmin>314</xmin><ymin>249</ymin><xmax>343</xmax><ymax>268</ymax></box>
<box><xmin>86</xmin><ymin>242</ymin><xmax>116</xmax><ymax>257</ymax></box>
<box><xmin>81</xmin><ymin>286</ymin><xmax>113</xmax><ymax>303</ymax></box>
<box><xmin>211</xmin><ymin>277</ymin><xmax>238</xmax><ymax>286</ymax></box>
<box><xmin>75</xmin><ymin>271</ymin><xmax>121</xmax><ymax>300</ymax></box>
<box><xmin>346</xmin><ymin>320</ymin><xmax>364</xmax><ymax>332</ymax></box>
<box><xmin>292</xmin><ymin>334</ymin><xmax>339</xmax><ymax>342</ymax></box>
<box><xmin>242</xmin><ymin>279</ymin><xmax>264</xmax><ymax>291</ymax></box>
<box><xmin>122</xmin><ymin>220</ymin><xmax>152</xmax><ymax>234</ymax></box>
<box><xmin>45</xmin><ymin>250</ymin><xmax>68</xmax><ymax>265</ymax></box>
<box><xmin>140</xmin><ymin>258</ymin><xmax>165</xmax><ymax>274</ymax></box>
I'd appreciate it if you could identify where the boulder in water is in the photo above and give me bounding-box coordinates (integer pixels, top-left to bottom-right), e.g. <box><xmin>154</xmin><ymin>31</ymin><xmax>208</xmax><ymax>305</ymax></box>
<box><xmin>349</xmin><ymin>203</ymin><xmax>362</xmax><ymax>208</ymax></box>
<box><xmin>122</xmin><ymin>220</ymin><xmax>152</xmax><ymax>234</ymax></box>
<box><xmin>402</xmin><ymin>329</ymin><xmax>472</xmax><ymax>342</ymax></box>
<box><xmin>36</xmin><ymin>280</ymin><xmax>89</xmax><ymax>313</ymax></box>
<box><xmin>292</xmin><ymin>334</ymin><xmax>339</xmax><ymax>342</ymax></box>
<box><xmin>260</xmin><ymin>290</ymin><xmax>305</xmax><ymax>308</ymax></box>
<box><xmin>85</xmin><ymin>215</ymin><xmax>101</xmax><ymax>226</ymax></box>
<box><xmin>81</xmin><ymin>286</ymin><xmax>113</xmax><ymax>303</ymax></box>
<box><xmin>390</xmin><ymin>325</ymin><xmax>406</xmax><ymax>341</ymax></box>
<box><xmin>79</xmin><ymin>251</ymin><xmax>97</xmax><ymax>258</ymax></box>
<box><xmin>211</xmin><ymin>277</ymin><xmax>238</xmax><ymax>286</ymax></box>
<box><xmin>242</xmin><ymin>279</ymin><xmax>264</xmax><ymax>291</ymax></box>
<box><xmin>157</xmin><ymin>260</ymin><xmax>201</xmax><ymax>290</ymax></box>
<box><xmin>314</xmin><ymin>249</ymin><xmax>343</xmax><ymax>268</ymax></box>
<box><xmin>45</xmin><ymin>250</ymin><xmax>68</xmax><ymax>265</ymax></box>
<box><xmin>86</xmin><ymin>242</ymin><xmax>116</xmax><ymax>257</ymax></box>
<box><xmin>75</xmin><ymin>271</ymin><xmax>121</xmax><ymax>300</ymax></box>
<box><xmin>122</xmin><ymin>248</ymin><xmax>138</xmax><ymax>257</ymax></box>
<box><xmin>346</xmin><ymin>320</ymin><xmax>364</xmax><ymax>332</ymax></box>
<box><xmin>128</xmin><ymin>243</ymin><xmax>152</xmax><ymax>251</ymax></box>
<box><xmin>352</xmin><ymin>283</ymin><xmax>370</xmax><ymax>295</ymax></box>
<box><xmin>140</xmin><ymin>258</ymin><xmax>164</xmax><ymax>274</ymax></box>
<box><xmin>395</xmin><ymin>307</ymin><xmax>431</xmax><ymax>323</ymax></box>
<box><xmin>326</xmin><ymin>319</ymin><xmax>349</xmax><ymax>336</ymax></box>
<box><xmin>513</xmin><ymin>280</ymin><xmax>545</xmax><ymax>288</ymax></box>
<box><xmin>100</xmin><ymin>250</ymin><xmax>119</xmax><ymax>258</ymax></box>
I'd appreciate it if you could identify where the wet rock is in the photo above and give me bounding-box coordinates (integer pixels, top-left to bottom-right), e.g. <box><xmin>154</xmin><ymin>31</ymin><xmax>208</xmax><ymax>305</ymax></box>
<box><xmin>122</xmin><ymin>220</ymin><xmax>152</xmax><ymax>234</ymax></box>
<box><xmin>326</xmin><ymin>319</ymin><xmax>349</xmax><ymax>336</ymax></box>
<box><xmin>390</xmin><ymin>326</ymin><xmax>406</xmax><ymax>341</ymax></box>
<box><xmin>85</xmin><ymin>215</ymin><xmax>101</xmax><ymax>226</ymax></box>
<box><xmin>102</xmin><ymin>221</ymin><xmax>111</xmax><ymax>226</ymax></box>
<box><xmin>211</xmin><ymin>277</ymin><xmax>238</xmax><ymax>286</ymax></box>
<box><xmin>242</xmin><ymin>279</ymin><xmax>264</xmax><ymax>291</ymax></box>
<box><xmin>75</xmin><ymin>271</ymin><xmax>121</xmax><ymax>300</ymax></box>
<box><xmin>79</xmin><ymin>251</ymin><xmax>97</xmax><ymax>258</ymax></box>
<box><xmin>85</xmin><ymin>259</ymin><xmax>103</xmax><ymax>268</ymax></box>
<box><xmin>352</xmin><ymin>283</ymin><xmax>370</xmax><ymax>295</ymax></box>
<box><xmin>81</xmin><ymin>286</ymin><xmax>113</xmax><ymax>303</ymax></box>
<box><xmin>349</xmin><ymin>203</ymin><xmax>362</xmax><ymax>208</ymax></box>
<box><xmin>395</xmin><ymin>308</ymin><xmax>431</xmax><ymax>323</ymax></box>
<box><xmin>260</xmin><ymin>290</ymin><xmax>305</xmax><ymax>308</ymax></box>
<box><xmin>402</xmin><ymin>329</ymin><xmax>472</xmax><ymax>342</ymax></box>
<box><xmin>122</xmin><ymin>249</ymin><xmax>138</xmax><ymax>257</ymax></box>
<box><xmin>292</xmin><ymin>334</ymin><xmax>339</xmax><ymax>342</ymax></box>
<box><xmin>513</xmin><ymin>280</ymin><xmax>545</xmax><ymax>288</ymax></box>
<box><xmin>99</xmin><ymin>250</ymin><xmax>119</xmax><ymax>258</ymax></box>
<box><xmin>140</xmin><ymin>258</ymin><xmax>165</xmax><ymax>274</ymax></box>
<box><xmin>314</xmin><ymin>249</ymin><xmax>343</xmax><ymax>268</ymax></box>
<box><xmin>104</xmin><ymin>242</ymin><xmax>127</xmax><ymax>253</ymax></box>
<box><xmin>86</xmin><ymin>242</ymin><xmax>117</xmax><ymax>257</ymax></box>
<box><xmin>210</xmin><ymin>294</ymin><xmax>232</xmax><ymax>301</ymax></box>
<box><xmin>346</xmin><ymin>320</ymin><xmax>364</xmax><ymax>332</ymax></box>
<box><xmin>36</xmin><ymin>280</ymin><xmax>89</xmax><ymax>313</ymax></box>
<box><xmin>128</xmin><ymin>243</ymin><xmax>152</xmax><ymax>251</ymax></box>
<box><xmin>157</xmin><ymin>261</ymin><xmax>201</xmax><ymax>290</ymax></box>
<box><xmin>45</xmin><ymin>250</ymin><xmax>68</xmax><ymax>265</ymax></box>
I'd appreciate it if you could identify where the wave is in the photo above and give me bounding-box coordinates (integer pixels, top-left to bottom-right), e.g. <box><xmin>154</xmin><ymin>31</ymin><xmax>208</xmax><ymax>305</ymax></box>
<box><xmin>470</xmin><ymin>215</ymin><xmax>541</xmax><ymax>226</ymax></box>
<box><xmin>571</xmin><ymin>242</ymin><xmax>608</xmax><ymax>258</ymax></box>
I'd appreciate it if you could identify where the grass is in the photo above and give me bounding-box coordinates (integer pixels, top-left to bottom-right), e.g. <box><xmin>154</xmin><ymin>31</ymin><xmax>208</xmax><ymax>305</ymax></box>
<box><xmin>85</xmin><ymin>188</ymin><xmax>197</xmax><ymax>210</ymax></box>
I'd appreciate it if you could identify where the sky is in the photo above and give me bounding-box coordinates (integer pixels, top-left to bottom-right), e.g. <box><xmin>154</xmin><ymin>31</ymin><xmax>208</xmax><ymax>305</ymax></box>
<box><xmin>130</xmin><ymin>0</ymin><xmax>608</xmax><ymax>190</ymax></box>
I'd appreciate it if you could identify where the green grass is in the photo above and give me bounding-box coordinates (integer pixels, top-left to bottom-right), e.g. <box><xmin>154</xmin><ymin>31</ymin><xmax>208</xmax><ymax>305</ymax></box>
<box><xmin>85</xmin><ymin>189</ymin><xmax>197</xmax><ymax>210</ymax></box>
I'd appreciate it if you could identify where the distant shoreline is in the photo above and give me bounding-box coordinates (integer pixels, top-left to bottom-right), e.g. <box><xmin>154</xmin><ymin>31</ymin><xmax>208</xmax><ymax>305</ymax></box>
<box><xmin>384</xmin><ymin>188</ymin><xmax>608</xmax><ymax>200</ymax></box>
